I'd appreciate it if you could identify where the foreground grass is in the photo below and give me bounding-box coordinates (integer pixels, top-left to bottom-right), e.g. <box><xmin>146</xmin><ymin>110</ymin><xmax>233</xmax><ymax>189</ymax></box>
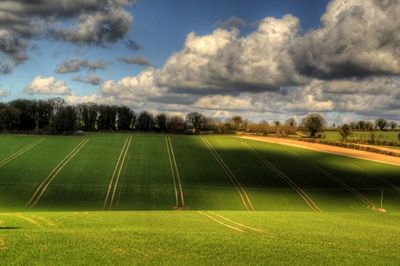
<box><xmin>0</xmin><ymin>210</ymin><xmax>399</xmax><ymax>265</ymax></box>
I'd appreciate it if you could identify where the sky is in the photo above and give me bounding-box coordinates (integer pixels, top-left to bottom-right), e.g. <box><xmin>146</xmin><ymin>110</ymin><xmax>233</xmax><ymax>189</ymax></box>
<box><xmin>0</xmin><ymin>0</ymin><xmax>399</xmax><ymax>124</ymax></box>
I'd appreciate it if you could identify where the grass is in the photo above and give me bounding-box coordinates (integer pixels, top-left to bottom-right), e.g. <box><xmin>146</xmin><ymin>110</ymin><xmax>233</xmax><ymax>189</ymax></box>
<box><xmin>1</xmin><ymin>211</ymin><xmax>400</xmax><ymax>265</ymax></box>
<box><xmin>1</xmin><ymin>133</ymin><xmax>400</xmax><ymax>264</ymax></box>
<box><xmin>322</xmin><ymin>130</ymin><xmax>400</xmax><ymax>143</ymax></box>
<box><xmin>35</xmin><ymin>133</ymin><xmax>127</xmax><ymax>211</ymax></box>
<box><xmin>117</xmin><ymin>134</ymin><xmax>175</xmax><ymax>210</ymax></box>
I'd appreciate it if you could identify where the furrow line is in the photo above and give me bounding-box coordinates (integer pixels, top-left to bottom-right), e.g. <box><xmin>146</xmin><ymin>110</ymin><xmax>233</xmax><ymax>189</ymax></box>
<box><xmin>108</xmin><ymin>135</ymin><xmax>132</xmax><ymax>210</ymax></box>
<box><xmin>27</xmin><ymin>139</ymin><xmax>89</xmax><ymax>208</ymax></box>
<box><xmin>165</xmin><ymin>136</ymin><xmax>179</xmax><ymax>208</ymax></box>
<box><xmin>103</xmin><ymin>135</ymin><xmax>130</xmax><ymax>210</ymax></box>
<box><xmin>167</xmin><ymin>136</ymin><xmax>185</xmax><ymax>208</ymax></box>
<box><xmin>0</xmin><ymin>138</ymin><xmax>46</xmax><ymax>167</ymax></box>
<box><xmin>244</xmin><ymin>142</ymin><xmax>322</xmax><ymax>212</ymax></box>
<box><xmin>198</xmin><ymin>211</ymin><xmax>244</xmax><ymax>233</ymax></box>
<box><xmin>202</xmin><ymin>137</ymin><xmax>254</xmax><ymax>211</ymax></box>
<box><xmin>25</xmin><ymin>139</ymin><xmax>89</xmax><ymax>209</ymax></box>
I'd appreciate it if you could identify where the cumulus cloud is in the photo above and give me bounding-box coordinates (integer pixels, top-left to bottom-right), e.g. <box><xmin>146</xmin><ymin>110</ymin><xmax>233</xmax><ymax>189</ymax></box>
<box><xmin>0</xmin><ymin>0</ymin><xmax>135</xmax><ymax>74</ymax></box>
<box><xmin>118</xmin><ymin>56</ymin><xmax>151</xmax><ymax>66</ymax></box>
<box><xmin>157</xmin><ymin>15</ymin><xmax>307</xmax><ymax>93</ymax></box>
<box><xmin>72</xmin><ymin>74</ymin><xmax>103</xmax><ymax>85</ymax></box>
<box><xmin>214</xmin><ymin>16</ymin><xmax>247</xmax><ymax>30</ymax></box>
<box><xmin>93</xmin><ymin>0</ymin><xmax>400</xmax><ymax>122</ymax></box>
<box><xmin>25</xmin><ymin>76</ymin><xmax>71</xmax><ymax>95</ymax></box>
<box><xmin>154</xmin><ymin>0</ymin><xmax>400</xmax><ymax>93</ymax></box>
<box><xmin>56</xmin><ymin>59</ymin><xmax>107</xmax><ymax>74</ymax></box>
<box><xmin>101</xmin><ymin>68</ymin><xmax>165</xmax><ymax>101</ymax></box>
<box><xmin>292</xmin><ymin>0</ymin><xmax>400</xmax><ymax>79</ymax></box>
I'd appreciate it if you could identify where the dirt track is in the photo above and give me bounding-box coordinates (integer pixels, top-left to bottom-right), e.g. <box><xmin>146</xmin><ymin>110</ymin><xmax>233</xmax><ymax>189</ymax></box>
<box><xmin>239</xmin><ymin>136</ymin><xmax>400</xmax><ymax>167</ymax></box>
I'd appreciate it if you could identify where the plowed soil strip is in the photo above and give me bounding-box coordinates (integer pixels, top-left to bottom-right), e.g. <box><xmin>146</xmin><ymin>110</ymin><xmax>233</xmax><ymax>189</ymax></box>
<box><xmin>166</xmin><ymin>136</ymin><xmax>185</xmax><ymax>208</ymax></box>
<box><xmin>0</xmin><ymin>138</ymin><xmax>46</xmax><ymax>167</ymax></box>
<box><xmin>25</xmin><ymin>139</ymin><xmax>89</xmax><ymax>209</ymax></box>
<box><xmin>104</xmin><ymin>135</ymin><xmax>132</xmax><ymax>210</ymax></box>
<box><xmin>198</xmin><ymin>211</ymin><xmax>244</xmax><ymax>232</ymax></box>
<box><xmin>201</xmin><ymin>137</ymin><xmax>254</xmax><ymax>211</ymax></box>
<box><xmin>240</xmin><ymin>136</ymin><xmax>400</xmax><ymax>167</ymax></box>
<box><xmin>165</xmin><ymin>136</ymin><xmax>179</xmax><ymax>208</ymax></box>
<box><xmin>244</xmin><ymin>142</ymin><xmax>322</xmax><ymax>212</ymax></box>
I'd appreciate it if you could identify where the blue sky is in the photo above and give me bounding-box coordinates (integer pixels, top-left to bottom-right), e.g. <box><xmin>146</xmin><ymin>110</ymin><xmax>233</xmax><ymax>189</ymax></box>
<box><xmin>0</xmin><ymin>0</ymin><xmax>399</xmax><ymax>123</ymax></box>
<box><xmin>1</xmin><ymin>0</ymin><xmax>330</xmax><ymax>100</ymax></box>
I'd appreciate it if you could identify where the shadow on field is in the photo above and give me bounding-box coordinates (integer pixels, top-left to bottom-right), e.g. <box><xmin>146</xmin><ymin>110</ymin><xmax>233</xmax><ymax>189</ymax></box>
<box><xmin>0</xmin><ymin>226</ymin><xmax>21</xmax><ymax>230</ymax></box>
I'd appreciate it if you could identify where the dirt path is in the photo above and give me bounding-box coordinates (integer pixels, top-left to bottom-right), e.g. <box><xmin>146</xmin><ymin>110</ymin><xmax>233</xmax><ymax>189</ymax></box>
<box><xmin>239</xmin><ymin>136</ymin><xmax>400</xmax><ymax>167</ymax></box>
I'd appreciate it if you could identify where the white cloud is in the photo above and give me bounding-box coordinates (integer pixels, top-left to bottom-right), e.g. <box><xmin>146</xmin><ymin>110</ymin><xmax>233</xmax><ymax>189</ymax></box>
<box><xmin>194</xmin><ymin>95</ymin><xmax>253</xmax><ymax>110</ymax></box>
<box><xmin>25</xmin><ymin>76</ymin><xmax>71</xmax><ymax>95</ymax></box>
<box><xmin>0</xmin><ymin>88</ymin><xmax>9</xmax><ymax>97</ymax></box>
<box><xmin>101</xmin><ymin>68</ymin><xmax>166</xmax><ymax>101</ymax></box>
<box><xmin>58</xmin><ymin>0</ymin><xmax>400</xmax><ymax>124</ymax></box>
<box><xmin>157</xmin><ymin>15</ymin><xmax>306</xmax><ymax>93</ymax></box>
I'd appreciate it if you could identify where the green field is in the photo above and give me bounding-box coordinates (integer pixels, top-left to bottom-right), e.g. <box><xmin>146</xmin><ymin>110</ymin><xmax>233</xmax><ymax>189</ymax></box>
<box><xmin>322</xmin><ymin>130</ymin><xmax>400</xmax><ymax>143</ymax></box>
<box><xmin>1</xmin><ymin>133</ymin><xmax>400</xmax><ymax>264</ymax></box>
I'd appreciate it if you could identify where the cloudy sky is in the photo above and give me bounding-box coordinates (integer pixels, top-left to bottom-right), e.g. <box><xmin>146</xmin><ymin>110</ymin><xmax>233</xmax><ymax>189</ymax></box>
<box><xmin>0</xmin><ymin>0</ymin><xmax>399</xmax><ymax>123</ymax></box>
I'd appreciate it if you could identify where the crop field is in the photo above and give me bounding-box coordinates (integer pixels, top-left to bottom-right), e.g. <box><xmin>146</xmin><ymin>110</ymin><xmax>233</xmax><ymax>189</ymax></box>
<box><xmin>322</xmin><ymin>130</ymin><xmax>400</xmax><ymax>143</ymax></box>
<box><xmin>1</xmin><ymin>133</ymin><xmax>400</xmax><ymax>264</ymax></box>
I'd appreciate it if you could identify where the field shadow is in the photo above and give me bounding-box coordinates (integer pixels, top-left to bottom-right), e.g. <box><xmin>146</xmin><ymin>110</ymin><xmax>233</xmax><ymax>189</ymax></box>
<box><xmin>0</xmin><ymin>226</ymin><xmax>21</xmax><ymax>230</ymax></box>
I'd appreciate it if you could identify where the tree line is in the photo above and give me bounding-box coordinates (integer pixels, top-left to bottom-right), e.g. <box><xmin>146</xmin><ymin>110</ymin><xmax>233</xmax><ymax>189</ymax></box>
<box><xmin>0</xmin><ymin>98</ymin><xmax>398</xmax><ymax>136</ymax></box>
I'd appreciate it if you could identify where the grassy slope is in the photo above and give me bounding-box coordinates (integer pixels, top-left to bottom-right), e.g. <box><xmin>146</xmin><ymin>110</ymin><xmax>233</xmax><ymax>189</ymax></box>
<box><xmin>170</xmin><ymin>135</ymin><xmax>245</xmax><ymax>210</ymax></box>
<box><xmin>0</xmin><ymin>135</ymin><xmax>41</xmax><ymax>160</ymax></box>
<box><xmin>35</xmin><ymin>133</ymin><xmax>126</xmax><ymax>211</ymax></box>
<box><xmin>1</xmin><ymin>211</ymin><xmax>400</xmax><ymax>265</ymax></box>
<box><xmin>1</xmin><ymin>134</ymin><xmax>400</xmax><ymax>264</ymax></box>
<box><xmin>244</xmin><ymin>137</ymin><xmax>400</xmax><ymax>212</ymax></box>
<box><xmin>117</xmin><ymin>134</ymin><xmax>175</xmax><ymax>210</ymax></box>
<box><xmin>205</xmin><ymin>136</ymin><xmax>310</xmax><ymax>211</ymax></box>
<box><xmin>0</xmin><ymin>136</ymin><xmax>84</xmax><ymax>211</ymax></box>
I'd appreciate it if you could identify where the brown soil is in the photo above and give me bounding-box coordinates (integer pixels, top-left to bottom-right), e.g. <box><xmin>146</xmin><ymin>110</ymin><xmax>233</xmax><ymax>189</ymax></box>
<box><xmin>239</xmin><ymin>136</ymin><xmax>400</xmax><ymax>167</ymax></box>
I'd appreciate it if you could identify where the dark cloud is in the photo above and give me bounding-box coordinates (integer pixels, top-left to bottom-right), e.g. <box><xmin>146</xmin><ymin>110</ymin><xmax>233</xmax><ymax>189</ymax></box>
<box><xmin>0</xmin><ymin>29</ymin><xmax>28</xmax><ymax>74</ymax></box>
<box><xmin>214</xmin><ymin>16</ymin><xmax>247</xmax><ymax>30</ymax></box>
<box><xmin>72</xmin><ymin>74</ymin><xmax>103</xmax><ymax>85</ymax></box>
<box><xmin>48</xmin><ymin>8</ymin><xmax>133</xmax><ymax>45</ymax></box>
<box><xmin>125</xmin><ymin>39</ymin><xmax>141</xmax><ymax>51</ymax></box>
<box><xmin>118</xmin><ymin>56</ymin><xmax>151</xmax><ymax>66</ymax></box>
<box><xmin>292</xmin><ymin>0</ymin><xmax>400</xmax><ymax>79</ymax></box>
<box><xmin>56</xmin><ymin>59</ymin><xmax>107</xmax><ymax>74</ymax></box>
<box><xmin>0</xmin><ymin>0</ymin><xmax>135</xmax><ymax>74</ymax></box>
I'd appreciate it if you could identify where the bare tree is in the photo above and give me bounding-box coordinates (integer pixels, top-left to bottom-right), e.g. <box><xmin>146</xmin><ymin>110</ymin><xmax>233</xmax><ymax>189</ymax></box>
<box><xmin>301</xmin><ymin>113</ymin><xmax>326</xmax><ymax>138</ymax></box>
<box><xmin>375</xmin><ymin>118</ymin><xmax>388</xmax><ymax>131</ymax></box>
<box><xmin>339</xmin><ymin>124</ymin><xmax>352</xmax><ymax>141</ymax></box>
<box><xmin>389</xmin><ymin>121</ymin><xmax>398</xmax><ymax>130</ymax></box>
